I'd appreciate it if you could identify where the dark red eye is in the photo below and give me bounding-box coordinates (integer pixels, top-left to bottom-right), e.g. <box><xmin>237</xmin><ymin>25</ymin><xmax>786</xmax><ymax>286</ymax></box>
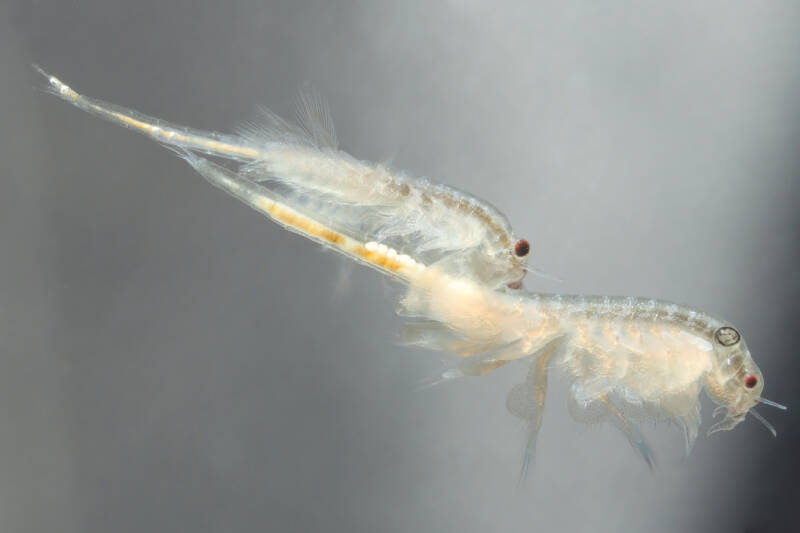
<box><xmin>514</xmin><ymin>239</ymin><xmax>530</xmax><ymax>257</ymax></box>
<box><xmin>744</xmin><ymin>374</ymin><xmax>758</xmax><ymax>389</ymax></box>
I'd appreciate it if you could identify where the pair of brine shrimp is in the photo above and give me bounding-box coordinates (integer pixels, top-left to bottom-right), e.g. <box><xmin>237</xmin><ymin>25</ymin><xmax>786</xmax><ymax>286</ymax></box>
<box><xmin>36</xmin><ymin>66</ymin><xmax>786</xmax><ymax>476</ymax></box>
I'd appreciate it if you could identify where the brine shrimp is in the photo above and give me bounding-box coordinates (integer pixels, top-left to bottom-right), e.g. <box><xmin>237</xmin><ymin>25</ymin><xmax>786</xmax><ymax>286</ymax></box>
<box><xmin>36</xmin><ymin>67</ymin><xmax>786</xmax><ymax>477</ymax></box>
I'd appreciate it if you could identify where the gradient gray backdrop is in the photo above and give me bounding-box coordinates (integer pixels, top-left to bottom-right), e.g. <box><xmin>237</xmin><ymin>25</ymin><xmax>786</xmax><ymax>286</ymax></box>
<box><xmin>3</xmin><ymin>1</ymin><xmax>799</xmax><ymax>531</ymax></box>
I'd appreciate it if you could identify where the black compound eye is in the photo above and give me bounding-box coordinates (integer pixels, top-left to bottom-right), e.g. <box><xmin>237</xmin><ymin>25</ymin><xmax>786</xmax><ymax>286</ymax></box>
<box><xmin>514</xmin><ymin>239</ymin><xmax>530</xmax><ymax>257</ymax></box>
<box><xmin>715</xmin><ymin>326</ymin><xmax>741</xmax><ymax>347</ymax></box>
<box><xmin>744</xmin><ymin>374</ymin><xmax>758</xmax><ymax>389</ymax></box>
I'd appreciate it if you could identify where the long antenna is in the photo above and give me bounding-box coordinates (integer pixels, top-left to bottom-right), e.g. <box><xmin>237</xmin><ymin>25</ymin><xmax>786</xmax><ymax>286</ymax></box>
<box><xmin>749</xmin><ymin>409</ymin><xmax>777</xmax><ymax>437</ymax></box>
<box><xmin>758</xmin><ymin>398</ymin><xmax>788</xmax><ymax>410</ymax></box>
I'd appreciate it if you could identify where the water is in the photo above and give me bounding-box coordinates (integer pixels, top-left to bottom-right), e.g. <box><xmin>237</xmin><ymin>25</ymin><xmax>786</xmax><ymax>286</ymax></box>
<box><xmin>3</xmin><ymin>1</ymin><xmax>799</xmax><ymax>531</ymax></box>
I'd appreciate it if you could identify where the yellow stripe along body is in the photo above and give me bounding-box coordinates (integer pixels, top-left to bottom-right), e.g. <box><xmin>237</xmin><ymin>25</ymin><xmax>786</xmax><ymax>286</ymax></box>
<box><xmin>184</xmin><ymin>154</ymin><xmax>425</xmax><ymax>283</ymax></box>
<box><xmin>38</xmin><ymin>67</ymin><xmax>425</xmax><ymax>282</ymax></box>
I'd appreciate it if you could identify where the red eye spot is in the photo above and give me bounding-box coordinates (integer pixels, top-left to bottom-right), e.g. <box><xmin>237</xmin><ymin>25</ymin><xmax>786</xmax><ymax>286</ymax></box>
<box><xmin>744</xmin><ymin>374</ymin><xmax>758</xmax><ymax>389</ymax></box>
<box><xmin>514</xmin><ymin>239</ymin><xmax>530</xmax><ymax>257</ymax></box>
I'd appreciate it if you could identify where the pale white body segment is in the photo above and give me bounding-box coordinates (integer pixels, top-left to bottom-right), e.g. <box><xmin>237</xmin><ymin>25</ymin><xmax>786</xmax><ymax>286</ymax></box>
<box><xmin>37</xmin><ymin>67</ymin><xmax>784</xmax><ymax>475</ymax></box>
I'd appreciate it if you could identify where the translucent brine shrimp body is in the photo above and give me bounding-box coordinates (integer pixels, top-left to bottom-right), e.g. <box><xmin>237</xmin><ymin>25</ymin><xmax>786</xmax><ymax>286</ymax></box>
<box><xmin>35</xmin><ymin>67</ymin><xmax>531</xmax><ymax>290</ymax></box>
<box><xmin>403</xmin><ymin>277</ymin><xmax>785</xmax><ymax>471</ymax></box>
<box><xmin>37</xmin><ymin>67</ymin><xmax>785</xmax><ymax>474</ymax></box>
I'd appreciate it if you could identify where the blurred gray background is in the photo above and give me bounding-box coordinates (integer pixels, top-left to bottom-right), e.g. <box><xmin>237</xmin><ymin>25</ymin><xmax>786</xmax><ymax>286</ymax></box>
<box><xmin>2</xmin><ymin>1</ymin><xmax>799</xmax><ymax>531</ymax></box>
